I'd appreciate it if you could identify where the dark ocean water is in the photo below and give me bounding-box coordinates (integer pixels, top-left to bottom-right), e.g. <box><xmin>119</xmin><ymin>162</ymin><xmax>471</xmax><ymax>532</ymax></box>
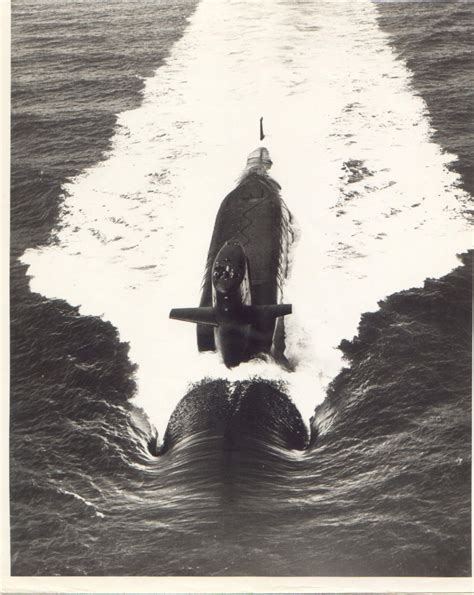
<box><xmin>10</xmin><ymin>0</ymin><xmax>472</xmax><ymax>577</ymax></box>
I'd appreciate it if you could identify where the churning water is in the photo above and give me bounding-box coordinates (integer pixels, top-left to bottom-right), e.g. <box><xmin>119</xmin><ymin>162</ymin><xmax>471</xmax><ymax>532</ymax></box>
<box><xmin>11</xmin><ymin>0</ymin><xmax>472</xmax><ymax>577</ymax></box>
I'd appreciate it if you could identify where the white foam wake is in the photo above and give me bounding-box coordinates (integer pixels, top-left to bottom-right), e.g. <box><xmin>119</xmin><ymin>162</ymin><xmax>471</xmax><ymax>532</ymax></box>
<box><xmin>22</xmin><ymin>0</ymin><xmax>471</xmax><ymax>439</ymax></box>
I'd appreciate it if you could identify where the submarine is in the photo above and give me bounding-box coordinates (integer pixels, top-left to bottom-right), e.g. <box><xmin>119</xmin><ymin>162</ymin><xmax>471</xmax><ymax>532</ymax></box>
<box><xmin>169</xmin><ymin>144</ymin><xmax>293</xmax><ymax>368</ymax></box>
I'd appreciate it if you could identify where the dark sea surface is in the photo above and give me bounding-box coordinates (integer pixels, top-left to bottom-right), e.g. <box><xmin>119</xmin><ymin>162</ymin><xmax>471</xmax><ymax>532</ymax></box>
<box><xmin>10</xmin><ymin>0</ymin><xmax>472</xmax><ymax>577</ymax></box>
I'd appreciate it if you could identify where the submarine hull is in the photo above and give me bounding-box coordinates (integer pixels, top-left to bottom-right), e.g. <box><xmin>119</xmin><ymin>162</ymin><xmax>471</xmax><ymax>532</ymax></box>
<box><xmin>169</xmin><ymin>147</ymin><xmax>293</xmax><ymax>368</ymax></box>
<box><xmin>197</xmin><ymin>168</ymin><xmax>292</xmax><ymax>360</ymax></box>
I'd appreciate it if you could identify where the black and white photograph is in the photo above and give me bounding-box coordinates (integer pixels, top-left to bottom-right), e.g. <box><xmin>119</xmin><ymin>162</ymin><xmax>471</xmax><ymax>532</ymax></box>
<box><xmin>5</xmin><ymin>0</ymin><xmax>473</xmax><ymax>589</ymax></box>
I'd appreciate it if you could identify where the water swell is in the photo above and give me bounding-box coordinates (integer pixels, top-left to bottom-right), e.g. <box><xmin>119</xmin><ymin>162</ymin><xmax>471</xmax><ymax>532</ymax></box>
<box><xmin>10</xmin><ymin>0</ymin><xmax>472</xmax><ymax>577</ymax></box>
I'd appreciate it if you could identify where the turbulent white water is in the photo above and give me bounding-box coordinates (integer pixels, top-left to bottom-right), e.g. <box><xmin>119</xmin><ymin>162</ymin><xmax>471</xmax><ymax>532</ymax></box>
<box><xmin>23</xmin><ymin>0</ymin><xmax>472</xmax><ymax>440</ymax></box>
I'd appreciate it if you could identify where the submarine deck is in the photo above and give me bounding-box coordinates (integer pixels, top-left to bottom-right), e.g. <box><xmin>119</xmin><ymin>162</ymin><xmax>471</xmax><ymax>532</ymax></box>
<box><xmin>198</xmin><ymin>171</ymin><xmax>291</xmax><ymax>354</ymax></box>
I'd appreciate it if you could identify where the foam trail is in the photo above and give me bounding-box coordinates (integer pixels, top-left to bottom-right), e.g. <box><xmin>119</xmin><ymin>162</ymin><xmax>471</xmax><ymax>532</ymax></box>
<box><xmin>23</xmin><ymin>0</ymin><xmax>471</xmax><ymax>440</ymax></box>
